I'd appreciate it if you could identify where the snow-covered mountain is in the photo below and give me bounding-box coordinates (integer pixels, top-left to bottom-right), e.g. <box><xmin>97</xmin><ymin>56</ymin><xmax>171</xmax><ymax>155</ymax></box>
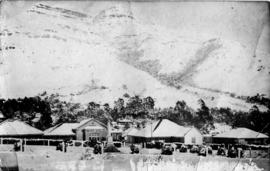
<box><xmin>0</xmin><ymin>2</ymin><xmax>269</xmax><ymax>111</ymax></box>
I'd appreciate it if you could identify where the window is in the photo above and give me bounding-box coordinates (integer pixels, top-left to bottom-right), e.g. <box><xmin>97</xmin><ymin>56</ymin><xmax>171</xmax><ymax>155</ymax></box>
<box><xmin>89</xmin><ymin>133</ymin><xmax>99</xmax><ymax>137</ymax></box>
<box><xmin>191</xmin><ymin>137</ymin><xmax>196</xmax><ymax>143</ymax></box>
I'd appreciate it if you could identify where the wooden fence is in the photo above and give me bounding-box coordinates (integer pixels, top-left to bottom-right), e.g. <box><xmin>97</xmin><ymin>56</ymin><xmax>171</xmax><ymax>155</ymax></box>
<box><xmin>0</xmin><ymin>137</ymin><xmax>86</xmax><ymax>147</ymax></box>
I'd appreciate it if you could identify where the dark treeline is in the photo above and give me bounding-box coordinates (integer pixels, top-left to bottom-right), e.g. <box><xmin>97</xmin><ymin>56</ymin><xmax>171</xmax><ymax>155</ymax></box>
<box><xmin>0</xmin><ymin>96</ymin><xmax>52</xmax><ymax>130</ymax></box>
<box><xmin>0</xmin><ymin>92</ymin><xmax>269</xmax><ymax>135</ymax></box>
<box><xmin>246</xmin><ymin>93</ymin><xmax>270</xmax><ymax>109</ymax></box>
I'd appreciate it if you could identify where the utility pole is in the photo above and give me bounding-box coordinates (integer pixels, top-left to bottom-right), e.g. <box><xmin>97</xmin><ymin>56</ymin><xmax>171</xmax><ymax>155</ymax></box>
<box><xmin>151</xmin><ymin>121</ymin><xmax>153</xmax><ymax>142</ymax></box>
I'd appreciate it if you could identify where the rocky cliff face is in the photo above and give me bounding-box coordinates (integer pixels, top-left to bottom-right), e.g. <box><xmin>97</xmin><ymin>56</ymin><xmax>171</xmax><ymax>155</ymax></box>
<box><xmin>0</xmin><ymin>1</ymin><xmax>269</xmax><ymax>110</ymax></box>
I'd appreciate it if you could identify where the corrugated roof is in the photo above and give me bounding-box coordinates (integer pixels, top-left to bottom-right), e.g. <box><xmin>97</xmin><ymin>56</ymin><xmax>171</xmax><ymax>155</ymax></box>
<box><xmin>76</xmin><ymin>118</ymin><xmax>107</xmax><ymax>130</ymax></box>
<box><xmin>44</xmin><ymin>123</ymin><xmax>79</xmax><ymax>136</ymax></box>
<box><xmin>133</xmin><ymin>121</ymin><xmax>159</xmax><ymax>138</ymax></box>
<box><xmin>128</xmin><ymin>128</ymin><xmax>139</xmax><ymax>136</ymax></box>
<box><xmin>44</xmin><ymin>118</ymin><xmax>107</xmax><ymax>136</ymax></box>
<box><xmin>0</xmin><ymin>120</ymin><xmax>43</xmax><ymax>136</ymax></box>
<box><xmin>78</xmin><ymin>118</ymin><xmax>92</xmax><ymax>126</ymax></box>
<box><xmin>84</xmin><ymin>125</ymin><xmax>104</xmax><ymax>130</ymax></box>
<box><xmin>111</xmin><ymin>129</ymin><xmax>122</xmax><ymax>133</ymax></box>
<box><xmin>152</xmin><ymin>119</ymin><xmax>191</xmax><ymax>137</ymax></box>
<box><xmin>123</xmin><ymin>127</ymin><xmax>137</xmax><ymax>136</ymax></box>
<box><xmin>130</xmin><ymin>119</ymin><xmax>193</xmax><ymax>138</ymax></box>
<box><xmin>214</xmin><ymin>127</ymin><xmax>269</xmax><ymax>139</ymax></box>
<box><xmin>118</xmin><ymin>119</ymin><xmax>133</xmax><ymax>123</ymax></box>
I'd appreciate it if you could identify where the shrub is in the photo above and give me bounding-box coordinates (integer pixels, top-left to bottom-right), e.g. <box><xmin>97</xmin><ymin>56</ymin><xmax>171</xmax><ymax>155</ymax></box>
<box><xmin>104</xmin><ymin>144</ymin><xmax>120</xmax><ymax>153</ymax></box>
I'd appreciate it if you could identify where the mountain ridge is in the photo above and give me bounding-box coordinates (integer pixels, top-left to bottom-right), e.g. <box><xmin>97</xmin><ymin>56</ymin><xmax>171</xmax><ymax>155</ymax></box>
<box><xmin>0</xmin><ymin>2</ymin><xmax>269</xmax><ymax>111</ymax></box>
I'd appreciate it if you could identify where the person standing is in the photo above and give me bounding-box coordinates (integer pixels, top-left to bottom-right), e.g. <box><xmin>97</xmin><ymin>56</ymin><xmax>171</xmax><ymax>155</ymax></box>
<box><xmin>13</xmin><ymin>142</ymin><xmax>18</xmax><ymax>151</ymax></box>
<box><xmin>64</xmin><ymin>141</ymin><xmax>67</xmax><ymax>153</ymax></box>
<box><xmin>22</xmin><ymin>140</ymin><xmax>25</xmax><ymax>152</ymax></box>
<box><xmin>17</xmin><ymin>140</ymin><xmax>21</xmax><ymax>151</ymax></box>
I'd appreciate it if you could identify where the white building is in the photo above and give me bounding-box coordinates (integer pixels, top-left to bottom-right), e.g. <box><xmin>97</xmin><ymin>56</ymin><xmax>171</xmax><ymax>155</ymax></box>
<box><xmin>127</xmin><ymin>119</ymin><xmax>203</xmax><ymax>145</ymax></box>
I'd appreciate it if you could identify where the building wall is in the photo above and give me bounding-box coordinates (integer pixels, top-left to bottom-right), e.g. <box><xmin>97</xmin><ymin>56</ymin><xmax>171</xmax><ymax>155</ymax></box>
<box><xmin>76</xmin><ymin>120</ymin><xmax>107</xmax><ymax>141</ymax></box>
<box><xmin>213</xmin><ymin>138</ymin><xmax>268</xmax><ymax>145</ymax></box>
<box><xmin>203</xmin><ymin>136</ymin><xmax>213</xmax><ymax>144</ymax></box>
<box><xmin>43</xmin><ymin>135</ymin><xmax>76</xmax><ymax>140</ymax></box>
<box><xmin>126</xmin><ymin>136</ymin><xmax>185</xmax><ymax>144</ymax></box>
<box><xmin>112</xmin><ymin>133</ymin><xmax>122</xmax><ymax>141</ymax></box>
<box><xmin>83</xmin><ymin>128</ymin><xmax>107</xmax><ymax>141</ymax></box>
<box><xmin>184</xmin><ymin>128</ymin><xmax>203</xmax><ymax>145</ymax></box>
<box><xmin>126</xmin><ymin>135</ymin><xmax>135</xmax><ymax>143</ymax></box>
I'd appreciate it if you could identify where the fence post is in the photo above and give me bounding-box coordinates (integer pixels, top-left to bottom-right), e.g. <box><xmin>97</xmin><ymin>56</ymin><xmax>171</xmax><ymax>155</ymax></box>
<box><xmin>48</xmin><ymin>140</ymin><xmax>50</xmax><ymax>146</ymax></box>
<box><xmin>268</xmin><ymin>146</ymin><xmax>270</xmax><ymax>157</ymax></box>
<box><xmin>20</xmin><ymin>139</ymin><xmax>23</xmax><ymax>151</ymax></box>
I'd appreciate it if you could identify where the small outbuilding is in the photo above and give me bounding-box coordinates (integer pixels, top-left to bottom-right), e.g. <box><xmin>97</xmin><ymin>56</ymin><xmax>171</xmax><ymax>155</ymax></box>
<box><xmin>213</xmin><ymin>127</ymin><xmax>269</xmax><ymax>145</ymax></box>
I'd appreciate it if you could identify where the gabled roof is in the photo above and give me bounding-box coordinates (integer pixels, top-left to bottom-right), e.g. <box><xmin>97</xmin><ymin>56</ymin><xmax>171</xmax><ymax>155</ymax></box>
<box><xmin>153</xmin><ymin>119</ymin><xmax>191</xmax><ymax>137</ymax></box>
<box><xmin>123</xmin><ymin>127</ymin><xmax>138</xmax><ymax>136</ymax></box>
<box><xmin>0</xmin><ymin>111</ymin><xmax>5</xmax><ymax>119</ymax></box>
<box><xmin>130</xmin><ymin>119</ymin><xmax>194</xmax><ymax>138</ymax></box>
<box><xmin>111</xmin><ymin>129</ymin><xmax>122</xmax><ymax>133</ymax></box>
<box><xmin>44</xmin><ymin>123</ymin><xmax>79</xmax><ymax>136</ymax></box>
<box><xmin>84</xmin><ymin>125</ymin><xmax>104</xmax><ymax>130</ymax></box>
<box><xmin>75</xmin><ymin>118</ymin><xmax>107</xmax><ymax>130</ymax></box>
<box><xmin>44</xmin><ymin>118</ymin><xmax>107</xmax><ymax>136</ymax></box>
<box><xmin>0</xmin><ymin>120</ymin><xmax>43</xmax><ymax>136</ymax></box>
<box><xmin>214</xmin><ymin>127</ymin><xmax>269</xmax><ymax>139</ymax></box>
<box><xmin>134</xmin><ymin>120</ymin><xmax>159</xmax><ymax>138</ymax></box>
<box><xmin>118</xmin><ymin>119</ymin><xmax>133</xmax><ymax>123</ymax></box>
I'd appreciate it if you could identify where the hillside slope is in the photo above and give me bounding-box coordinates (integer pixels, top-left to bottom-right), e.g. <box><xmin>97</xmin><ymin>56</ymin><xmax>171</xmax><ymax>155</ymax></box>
<box><xmin>0</xmin><ymin>2</ymin><xmax>269</xmax><ymax>111</ymax></box>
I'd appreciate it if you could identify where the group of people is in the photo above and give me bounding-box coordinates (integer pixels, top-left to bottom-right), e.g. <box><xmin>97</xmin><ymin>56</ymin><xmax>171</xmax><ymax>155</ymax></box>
<box><xmin>130</xmin><ymin>144</ymin><xmax>140</xmax><ymax>154</ymax></box>
<box><xmin>93</xmin><ymin>143</ymin><xmax>102</xmax><ymax>154</ymax></box>
<box><xmin>129</xmin><ymin>141</ymin><xmax>246</xmax><ymax>158</ymax></box>
<box><xmin>56</xmin><ymin>141</ymin><xmax>68</xmax><ymax>152</ymax></box>
<box><xmin>13</xmin><ymin>140</ymin><xmax>25</xmax><ymax>152</ymax></box>
<box><xmin>217</xmin><ymin>144</ymin><xmax>244</xmax><ymax>158</ymax></box>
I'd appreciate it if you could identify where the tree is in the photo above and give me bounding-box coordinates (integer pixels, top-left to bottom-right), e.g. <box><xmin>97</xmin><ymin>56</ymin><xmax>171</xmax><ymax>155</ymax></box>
<box><xmin>210</xmin><ymin>107</ymin><xmax>233</xmax><ymax>124</ymax></box>
<box><xmin>34</xmin><ymin>98</ymin><xmax>53</xmax><ymax>130</ymax></box>
<box><xmin>0</xmin><ymin>96</ymin><xmax>53</xmax><ymax>130</ymax></box>
<box><xmin>125</xmin><ymin>95</ymin><xmax>147</xmax><ymax>118</ymax></box>
<box><xmin>193</xmin><ymin>99</ymin><xmax>214</xmax><ymax>133</ymax></box>
<box><xmin>111</xmin><ymin>98</ymin><xmax>125</xmax><ymax>120</ymax></box>
<box><xmin>232</xmin><ymin>105</ymin><xmax>270</xmax><ymax>136</ymax></box>
<box><xmin>174</xmin><ymin>100</ymin><xmax>193</xmax><ymax>125</ymax></box>
<box><xmin>232</xmin><ymin>111</ymin><xmax>249</xmax><ymax>128</ymax></box>
<box><xmin>124</xmin><ymin>122</ymin><xmax>130</xmax><ymax>130</ymax></box>
<box><xmin>103</xmin><ymin>103</ymin><xmax>110</xmax><ymax>112</ymax></box>
<box><xmin>123</xmin><ymin>93</ymin><xmax>130</xmax><ymax>98</ymax></box>
<box><xmin>143</xmin><ymin>96</ymin><xmax>155</xmax><ymax>110</ymax></box>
